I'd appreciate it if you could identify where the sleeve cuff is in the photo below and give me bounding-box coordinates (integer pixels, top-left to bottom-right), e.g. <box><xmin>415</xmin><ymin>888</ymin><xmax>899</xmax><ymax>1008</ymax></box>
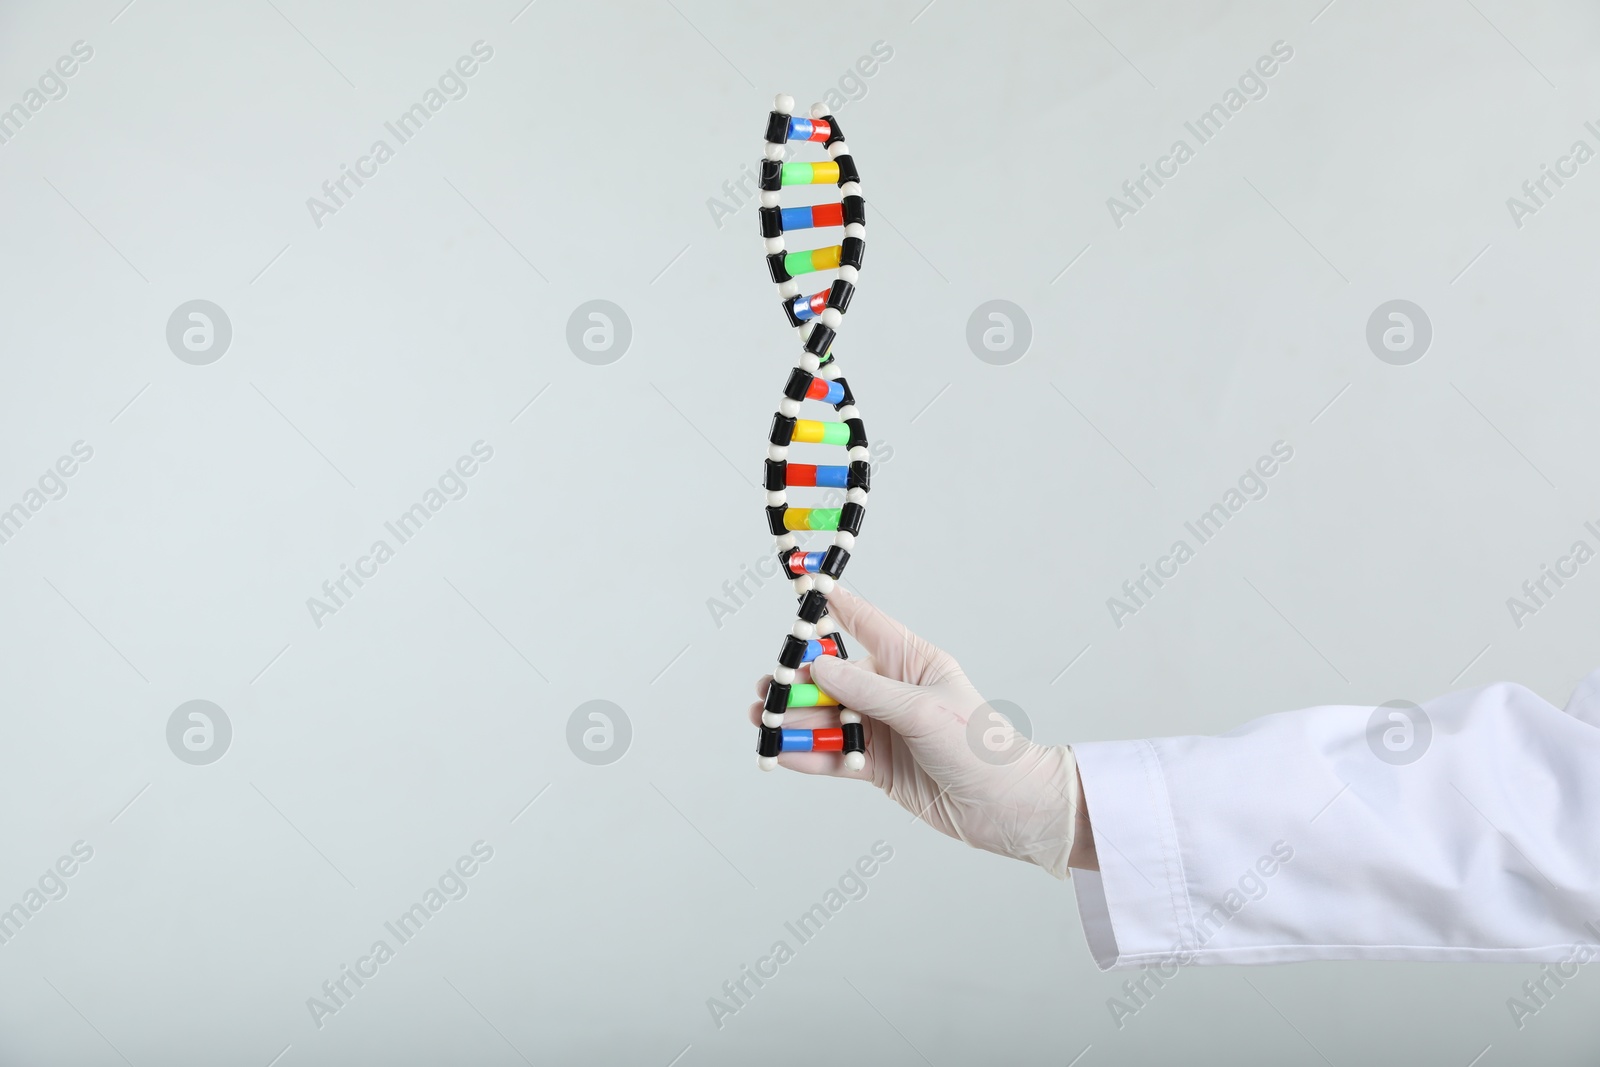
<box><xmin>1070</xmin><ymin>739</ymin><xmax>1196</xmax><ymax>970</ymax></box>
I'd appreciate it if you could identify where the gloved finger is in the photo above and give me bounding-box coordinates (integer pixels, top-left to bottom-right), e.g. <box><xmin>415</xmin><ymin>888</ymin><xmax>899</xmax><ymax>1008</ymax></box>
<box><xmin>772</xmin><ymin>748</ymin><xmax>873</xmax><ymax>779</ymax></box>
<box><xmin>754</xmin><ymin>652</ymin><xmax>891</xmax><ymax>704</ymax></box>
<box><xmin>810</xmin><ymin>654</ymin><xmax>954</xmax><ymax>739</ymax></box>
<box><xmin>828</xmin><ymin>586</ymin><xmax>963</xmax><ymax>687</ymax></box>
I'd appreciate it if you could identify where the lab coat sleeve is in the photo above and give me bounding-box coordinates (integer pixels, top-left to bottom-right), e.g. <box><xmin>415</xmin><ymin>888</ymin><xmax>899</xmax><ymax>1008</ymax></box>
<box><xmin>1070</xmin><ymin>673</ymin><xmax>1600</xmax><ymax>967</ymax></box>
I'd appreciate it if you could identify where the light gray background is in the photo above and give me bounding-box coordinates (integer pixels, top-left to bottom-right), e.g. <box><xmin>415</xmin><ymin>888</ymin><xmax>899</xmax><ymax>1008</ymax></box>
<box><xmin>1</xmin><ymin>0</ymin><xmax>1597</xmax><ymax>1063</ymax></box>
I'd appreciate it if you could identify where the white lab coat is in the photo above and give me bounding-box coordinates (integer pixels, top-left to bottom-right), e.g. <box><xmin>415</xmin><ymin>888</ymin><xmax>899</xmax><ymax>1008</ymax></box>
<box><xmin>1072</xmin><ymin>672</ymin><xmax>1600</xmax><ymax>967</ymax></box>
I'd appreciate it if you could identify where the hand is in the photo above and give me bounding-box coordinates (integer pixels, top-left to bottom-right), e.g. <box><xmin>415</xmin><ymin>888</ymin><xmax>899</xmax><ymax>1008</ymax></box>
<box><xmin>750</xmin><ymin>588</ymin><xmax>1096</xmax><ymax>878</ymax></box>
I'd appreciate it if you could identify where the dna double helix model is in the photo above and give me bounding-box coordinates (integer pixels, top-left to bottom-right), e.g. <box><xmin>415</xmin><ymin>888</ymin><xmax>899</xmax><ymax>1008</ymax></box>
<box><xmin>755</xmin><ymin>93</ymin><xmax>869</xmax><ymax>772</ymax></box>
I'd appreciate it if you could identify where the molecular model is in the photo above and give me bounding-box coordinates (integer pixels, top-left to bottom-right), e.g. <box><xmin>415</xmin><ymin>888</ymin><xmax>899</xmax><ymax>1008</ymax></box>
<box><xmin>755</xmin><ymin>93</ymin><xmax>869</xmax><ymax>772</ymax></box>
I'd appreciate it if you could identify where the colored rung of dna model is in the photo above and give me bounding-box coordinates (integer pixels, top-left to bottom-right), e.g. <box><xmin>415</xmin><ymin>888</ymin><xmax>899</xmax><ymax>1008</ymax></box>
<box><xmin>755</xmin><ymin>93</ymin><xmax>869</xmax><ymax>772</ymax></box>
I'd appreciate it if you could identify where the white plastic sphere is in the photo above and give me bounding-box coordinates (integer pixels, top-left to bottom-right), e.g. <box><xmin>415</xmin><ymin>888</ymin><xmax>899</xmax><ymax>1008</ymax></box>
<box><xmin>775</xmin><ymin>94</ymin><xmax>794</xmax><ymax>114</ymax></box>
<box><xmin>843</xmin><ymin>751</ymin><xmax>866</xmax><ymax>771</ymax></box>
<box><xmin>759</xmin><ymin>755</ymin><xmax>779</xmax><ymax>771</ymax></box>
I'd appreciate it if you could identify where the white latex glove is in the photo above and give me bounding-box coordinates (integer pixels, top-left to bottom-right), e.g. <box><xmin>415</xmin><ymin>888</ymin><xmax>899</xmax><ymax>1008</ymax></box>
<box><xmin>750</xmin><ymin>588</ymin><xmax>1095</xmax><ymax>879</ymax></box>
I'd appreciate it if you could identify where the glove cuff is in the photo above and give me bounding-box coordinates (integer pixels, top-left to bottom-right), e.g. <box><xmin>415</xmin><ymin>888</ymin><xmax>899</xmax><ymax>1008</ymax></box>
<box><xmin>1020</xmin><ymin>744</ymin><xmax>1082</xmax><ymax>880</ymax></box>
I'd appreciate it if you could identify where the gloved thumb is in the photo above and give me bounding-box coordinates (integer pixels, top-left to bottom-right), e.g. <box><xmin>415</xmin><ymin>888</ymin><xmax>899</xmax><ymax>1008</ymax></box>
<box><xmin>810</xmin><ymin>656</ymin><xmax>945</xmax><ymax>737</ymax></box>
